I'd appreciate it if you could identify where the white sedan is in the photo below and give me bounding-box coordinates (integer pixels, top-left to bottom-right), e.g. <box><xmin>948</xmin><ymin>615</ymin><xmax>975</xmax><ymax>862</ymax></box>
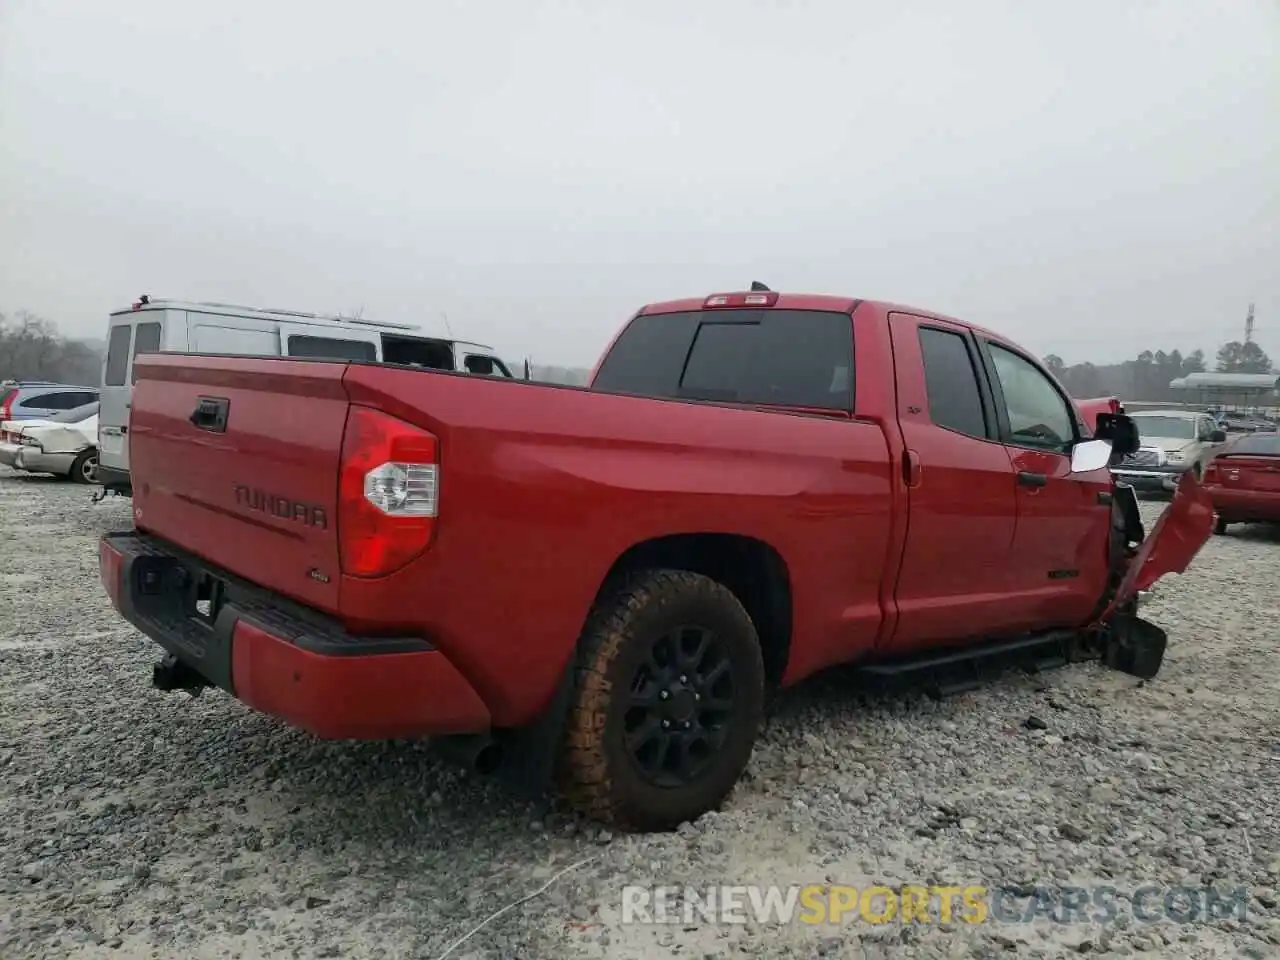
<box><xmin>0</xmin><ymin>402</ymin><xmax>100</xmax><ymax>483</ymax></box>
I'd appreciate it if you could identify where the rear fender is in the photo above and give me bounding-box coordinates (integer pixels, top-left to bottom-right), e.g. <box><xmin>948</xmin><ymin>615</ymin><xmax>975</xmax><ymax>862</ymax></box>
<box><xmin>30</xmin><ymin>426</ymin><xmax>90</xmax><ymax>455</ymax></box>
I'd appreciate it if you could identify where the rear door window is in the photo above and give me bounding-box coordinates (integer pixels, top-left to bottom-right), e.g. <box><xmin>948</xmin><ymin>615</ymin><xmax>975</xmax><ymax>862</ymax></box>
<box><xmin>130</xmin><ymin>321</ymin><xmax>163</xmax><ymax>384</ymax></box>
<box><xmin>592</xmin><ymin>309</ymin><xmax>853</xmax><ymax>411</ymax></box>
<box><xmin>18</xmin><ymin>390</ymin><xmax>91</xmax><ymax>411</ymax></box>
<box><xmin>286</xmin><ymin>336</ymin><xmax>377</xmax><ymax>361</ymax></box>
<box><xmin>918</xmin><ymin>327</ymin><xmax>990</xmax><ymax>439</ymax></box>
<box><xmin>105</xmin><ymin>324</ymin><xmax>133</xmax><ymax>386</ymax></box>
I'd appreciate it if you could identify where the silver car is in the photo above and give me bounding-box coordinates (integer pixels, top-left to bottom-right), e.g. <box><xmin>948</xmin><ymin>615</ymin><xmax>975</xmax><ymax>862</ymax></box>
<box><xmin>0</xmin><ymin>382</ymin><xmax>100</xmax><ymax>421</ymax></box>
<box><xmin>1111</xmin><ymin>410</ymin><xmax>1228</xmax><ymax>493</ymax></box>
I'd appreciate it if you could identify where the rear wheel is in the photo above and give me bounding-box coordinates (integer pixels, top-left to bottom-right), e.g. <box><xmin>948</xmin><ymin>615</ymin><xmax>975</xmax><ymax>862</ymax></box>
<box><xmin>561</xmin><ymin>569</ymin><xmax>765</xmax><ymax>832</ymax></box>
<box><xmin>1214</xmin><ymin>516</ymin><xmax>1229</xmax><ymax>535</ymax></box>
<box><xmin>70</xmin><ymin>449</ymin><xmax>98</xmax><ymax>485</ymax></box>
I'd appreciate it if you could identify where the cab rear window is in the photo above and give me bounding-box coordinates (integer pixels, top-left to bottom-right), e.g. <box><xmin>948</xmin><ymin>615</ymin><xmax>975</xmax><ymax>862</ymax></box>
<box><xmin>592</xmin><ymin>309</ymin><xmax>854</xmax><ymax>411</ymax></box>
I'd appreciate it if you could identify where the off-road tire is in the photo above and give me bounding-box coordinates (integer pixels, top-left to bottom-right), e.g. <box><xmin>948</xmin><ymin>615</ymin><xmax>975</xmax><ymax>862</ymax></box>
<box><xmin>70</xmin><ymin>449</ymin><xmax>98</xmax><ymax>485</ymax></box>
<box><xmin>560</xmin><ymin>569</ymin><xmax>765</xmax><ymax>832</ymax></box>
<box><xmin>1214</xmin><ymin>516</ymin><xmax>1229</xmax><ymax>535</ymax></box>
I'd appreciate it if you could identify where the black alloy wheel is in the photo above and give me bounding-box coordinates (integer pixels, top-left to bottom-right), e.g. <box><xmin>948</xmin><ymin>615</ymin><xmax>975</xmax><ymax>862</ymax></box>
<box><xmin>623</xmin><ymin>625</ymin><xmax>735</xmax><ymax>788</ymax></box>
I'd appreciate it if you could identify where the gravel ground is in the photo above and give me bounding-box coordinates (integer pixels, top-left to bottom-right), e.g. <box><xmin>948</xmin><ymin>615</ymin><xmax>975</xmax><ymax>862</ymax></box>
<box><xmin>1</xmin><ymin>470</ymin><xmax>1278</xmax><ymax>960</ymax></box>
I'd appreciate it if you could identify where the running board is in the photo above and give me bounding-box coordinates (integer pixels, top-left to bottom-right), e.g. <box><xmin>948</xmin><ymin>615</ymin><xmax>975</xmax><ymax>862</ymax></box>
<box><xmin>856</xmin><ymin>632</ymin><xmax>1078</xmax><ymax>698</ymax></box>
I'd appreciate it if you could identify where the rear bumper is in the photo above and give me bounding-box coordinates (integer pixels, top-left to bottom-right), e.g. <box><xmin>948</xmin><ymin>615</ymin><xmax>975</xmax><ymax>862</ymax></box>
<box><xmin>3</xmin><ymin>442</ymin><xmax>75</xmax><ymax>475</ymax></box>
<box><xmin>1206</xmin><ymin>487</ymin><xmax>1280</xmax><ymax>523</ymax></box>
<box><xmin>98</xmin><ymin>531</ymin><xmax>491</xmax><ymax>739</ymax></box>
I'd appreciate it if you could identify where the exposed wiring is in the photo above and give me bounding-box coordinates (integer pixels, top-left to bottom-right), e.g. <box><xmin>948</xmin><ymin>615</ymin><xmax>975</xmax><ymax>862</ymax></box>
<box><xmin>432</xmin><ymin>856</ymin><xmax>598</xmax><ymax>960</ymax></box>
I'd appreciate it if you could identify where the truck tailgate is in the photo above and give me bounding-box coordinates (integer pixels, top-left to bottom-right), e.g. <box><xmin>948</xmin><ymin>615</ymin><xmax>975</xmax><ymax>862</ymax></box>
<box><xmin>129</xmin><ymin>355</ymin><xmax>349</xmax><ymax>613</ymax></box>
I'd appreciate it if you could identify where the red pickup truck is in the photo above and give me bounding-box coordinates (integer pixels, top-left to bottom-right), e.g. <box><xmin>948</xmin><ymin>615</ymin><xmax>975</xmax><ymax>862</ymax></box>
<box><xmin>100</xmin><ymin>290</ymin><xmax>1213</xmax><ymax>831</ymax></box>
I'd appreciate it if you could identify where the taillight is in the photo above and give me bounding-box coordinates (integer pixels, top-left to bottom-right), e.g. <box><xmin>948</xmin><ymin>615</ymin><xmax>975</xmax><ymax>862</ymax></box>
<box><xmin>0</xmin><ymin>396</ymin><xmax>13</xmax><ymax>422</ymax></box>
<box><xmin>338</xmin><ymin>406</ymin><xmax>439</xmax><ymax>578</ymax></box>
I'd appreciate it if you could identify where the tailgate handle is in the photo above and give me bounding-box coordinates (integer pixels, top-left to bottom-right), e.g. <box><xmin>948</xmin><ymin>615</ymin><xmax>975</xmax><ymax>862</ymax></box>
<box><xmin>189</xmin><ymin>397</ymin><xmax>230</xmax><ymax>433</ymax></box>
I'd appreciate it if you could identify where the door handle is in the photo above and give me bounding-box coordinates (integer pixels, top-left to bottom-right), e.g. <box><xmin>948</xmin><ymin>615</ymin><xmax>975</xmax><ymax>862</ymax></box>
<box><xmin>902</xmin><ymin>450</ymin><xmax>922</xmax><ymax>488</ymax></box>
<box><xmin>1017</xmin><ymin>471</ymin><xmax>1048</xmax><ymax>488</ymax></box>
<box><xmin>189</xmin><ymin>396</ymin><xmax>230</xmax><ymax>433</ymax></box>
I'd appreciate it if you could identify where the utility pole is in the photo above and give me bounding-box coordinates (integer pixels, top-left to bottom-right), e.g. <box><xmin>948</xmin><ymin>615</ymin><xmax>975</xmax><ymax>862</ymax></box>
<box><xmin>1245</xmin><ymin>302</ymin><xmax>1255</xmax><ymax>344</ymax></box>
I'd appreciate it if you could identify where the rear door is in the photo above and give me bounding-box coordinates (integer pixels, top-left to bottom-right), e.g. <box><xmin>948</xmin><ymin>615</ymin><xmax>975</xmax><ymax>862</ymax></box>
<box><xmin>129</xmin><ymin>355</ymin><xmax>350</xmax><ymax>612</ymax></box>
<box><xmin>979</xmin><ymin>338</ymin><xmax>1113</xmax><ymax>626</ymax></box>
<box><xmin>99</xmin><ymin>311</ymin><xmax>165</xmax><ymax>473</ymax></box>
<box><xmin>885</xmin><ymin>314</ymin><xmax>1021</xmax><ymax>650</ymax></box>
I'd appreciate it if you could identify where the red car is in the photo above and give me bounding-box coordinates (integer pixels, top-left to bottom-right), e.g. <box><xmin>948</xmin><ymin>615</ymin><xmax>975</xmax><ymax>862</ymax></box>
<box><xmin>99</xmin><ymin>289</ymin><xmax>1213</xmax><ymax>830</ymax></box>
<box><xmin>1203</xmin><ymin>432</ymin><xmax>1280</xmax><ymax>534</ymax></box>
<box><xmin>1075</xmin><ymin>397</ymin><xmax>1123</xmax><ymax>436</ymax></box>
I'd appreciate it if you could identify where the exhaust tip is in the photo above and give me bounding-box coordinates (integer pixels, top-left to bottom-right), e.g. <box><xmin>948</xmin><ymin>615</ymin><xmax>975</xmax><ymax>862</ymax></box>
<box><xmin>433</xmin><ymin>733</ymin><xmax>503</xmax><ymax>776</ymax></box>
<box><xmin>474</xmin><ymin>742</ymin><xmax>503</xmax><ymax>776</ymax></box>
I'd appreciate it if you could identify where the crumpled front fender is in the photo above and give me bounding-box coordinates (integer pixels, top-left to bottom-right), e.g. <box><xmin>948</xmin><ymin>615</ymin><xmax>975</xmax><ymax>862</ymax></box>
<box><xmin>1096</xmin><ymin>471</ymin><xmax>1214</xmax><ymax>624</ymax></box>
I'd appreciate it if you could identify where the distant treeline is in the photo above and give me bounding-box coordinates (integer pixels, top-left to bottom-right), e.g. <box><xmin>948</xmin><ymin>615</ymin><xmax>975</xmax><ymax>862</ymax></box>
<box><xmin>529</xmin><ymin>364</ymin><xmax>591</xmax><ymax>385</ymax></box>
<box><xmin>1046</xmin><ymin>339</ymin><xmax>1273</xmax><ymax>402</ymax></box>
<box><xmin>0</xmin><ymin>311</ymin><xmax>102</xmax><ymax>386</ymax></box>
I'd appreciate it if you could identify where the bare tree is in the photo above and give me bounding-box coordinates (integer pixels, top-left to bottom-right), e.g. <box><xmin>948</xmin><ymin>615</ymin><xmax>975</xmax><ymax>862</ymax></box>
<box><xmin>0</xmin><ymin>311</ymin><xmax>103</xmax><ymax>386</ymax></box>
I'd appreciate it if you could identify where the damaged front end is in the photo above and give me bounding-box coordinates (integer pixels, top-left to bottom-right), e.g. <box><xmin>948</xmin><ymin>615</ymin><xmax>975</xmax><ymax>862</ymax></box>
<box><xmin>1086</xmin><ymin>470</ymin><xmax>1215</xmax><ymax>679</ymax></box>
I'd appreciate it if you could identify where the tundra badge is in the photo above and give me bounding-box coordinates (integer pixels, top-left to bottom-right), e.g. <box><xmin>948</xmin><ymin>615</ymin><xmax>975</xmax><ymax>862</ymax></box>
<box><xmin>233</xmin><ymin>485</ymin><xmax>328</xmax><ymax>529</ymax></box>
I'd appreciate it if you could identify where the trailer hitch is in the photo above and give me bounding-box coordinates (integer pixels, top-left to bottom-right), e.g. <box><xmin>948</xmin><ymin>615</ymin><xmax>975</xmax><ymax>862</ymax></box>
<box><xmin>152</xmin><ymin>654</ymin><xmax>209</xmax><ymax>696</ymax></box>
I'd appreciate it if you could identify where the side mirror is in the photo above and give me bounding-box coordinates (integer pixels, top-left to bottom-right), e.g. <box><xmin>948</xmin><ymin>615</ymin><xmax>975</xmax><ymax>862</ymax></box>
<box><xmin>1094</xmin><ymin>412</ymin><xmax>1140</xmax><ymax>457</ymax></box>
<box><xmin>1071</xmin><ymin>438</ymin><xmax>1114</xmax><ymax>474</ymax></box>
<box><xmin>1209</xmin><ymin>429</ymin><xmax>1227</xmax><ymax>443</ymax></box>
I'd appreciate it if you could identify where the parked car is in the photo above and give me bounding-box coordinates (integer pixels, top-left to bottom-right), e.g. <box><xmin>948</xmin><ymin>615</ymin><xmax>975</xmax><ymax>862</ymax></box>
<box><xmin>1075</xmin><ymin>397</ymin><xmax>1123</xmax><ymax>436</ymax></box>
<box><xmin>1110</xmin><ymin>410</ymin><xmax>1229</xmax><ymax>493</ymax></box>
<box><xmin>0</xmin><ymin>382</ymin><xmax>99</xmax><ymax>422</ymax></box>
<box><xmin>99</xmin><ymin>289</ymin><xmax>1212</xmax><ymax>831</ymax></box>
<box><xmin>0</xmin><ymin>401</ymin><xmax>100</xmax><ymax>482</ymax></box>
<box><xmin>97</xmin><ymin>296</ymin><xmax>522</xmax><ymax>497</ymax></box>
<box><xmin>1203</xmin><ymin>431</ymin><xmax>1280</xmax><ymax>534</ymax></box>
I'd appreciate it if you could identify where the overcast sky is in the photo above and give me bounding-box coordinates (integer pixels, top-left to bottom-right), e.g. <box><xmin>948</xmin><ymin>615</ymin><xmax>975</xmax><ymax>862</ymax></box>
<box><xmin>1</xmin><ymin>0</ymin><xmax>1276</xmax><ymax>368</ymax></box>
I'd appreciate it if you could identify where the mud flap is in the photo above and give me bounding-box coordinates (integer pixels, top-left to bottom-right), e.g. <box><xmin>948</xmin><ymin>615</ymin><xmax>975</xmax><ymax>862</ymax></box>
<box><xmin>1102</xmin><ymin>614</ymin><xmax>1168</xmax><ymax>680</ymax></box>
<box><xmin>495</xmin><ymin>655</ymin><xmax>577</xmax><ymax>798</ymax></box>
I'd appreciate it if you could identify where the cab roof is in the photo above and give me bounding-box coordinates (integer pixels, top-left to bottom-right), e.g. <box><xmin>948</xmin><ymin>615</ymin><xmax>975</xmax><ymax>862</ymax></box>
<box><xmin>636</xmin><ymin>290</ymin><xmax>1009</xmax><ymax>343</ymax></box>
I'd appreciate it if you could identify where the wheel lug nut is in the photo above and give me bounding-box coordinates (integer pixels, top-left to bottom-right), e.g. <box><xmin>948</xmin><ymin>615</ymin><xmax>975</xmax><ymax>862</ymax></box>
<box><xmin>679</xmin><ymin>675</ymin><xmax>688</xmax><ymax>684</ymax></box>
<box><xmin>659</xmin><ymin>690</ymin><xmax>670</xmax><ymax>700</ymax></box>
<box><xmin>683</xmin><ymin>721</ymin><xmax>692</xmax><ymax>730</ymax></box>
<box><xmin>661</xmin><ymin>719</ymin><xmax>671</xmax><ymax>729</ymax></box>
<box><xmin>694</xmin><ymin>693</ymin><xmax>700</xmax><ymax>701</ymax></box>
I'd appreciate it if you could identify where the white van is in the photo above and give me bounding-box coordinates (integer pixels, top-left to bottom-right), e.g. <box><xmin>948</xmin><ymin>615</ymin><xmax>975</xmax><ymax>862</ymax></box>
<box><xmin>98</xmin><ymin>296</ymin><xmax>517</xmax><ymax>495</ymax></box>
